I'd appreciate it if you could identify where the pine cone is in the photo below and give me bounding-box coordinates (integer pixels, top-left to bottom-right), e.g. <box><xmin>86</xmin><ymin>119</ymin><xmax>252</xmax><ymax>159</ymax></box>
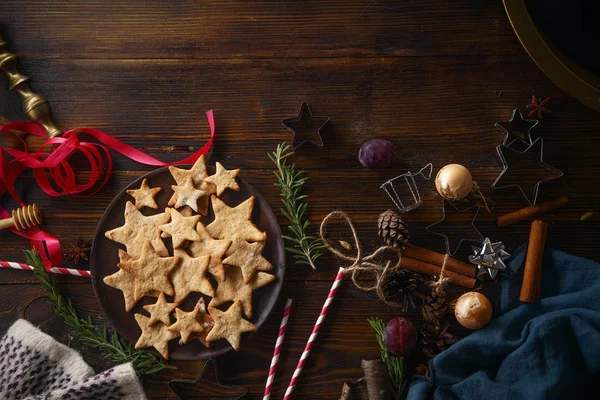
<box><xmin>382</xmin><ymin>269</ymin><xmax>427</xmax><ymax>311</ymax></box>
<box><xmin>421</xmin><ymin>286</ymin><xmax>448</xmax><ymax>324</ymax></box>
<box><xmin>420</xmin><ymin>322</ymin><xmax>458</xmax><ymax>358</ymax></box>
<box><xmin>377</xmin><ymin>210</ymin><xmax>410</xmax><ymax>249</ymax></box>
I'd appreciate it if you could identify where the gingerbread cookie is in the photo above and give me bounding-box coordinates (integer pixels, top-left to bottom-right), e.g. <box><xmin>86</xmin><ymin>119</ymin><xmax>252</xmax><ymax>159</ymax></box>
<box><xmin>206</xmin><ymin>196</ymin><xmax>266</xmax><ymax>243</ymax></box>
<box><xmin>171</xmin><ymin>250</ymin><xmax>213</xmax><ymax>302</ymax></box>
<box><xmin>143</xmin><ymin>293</ymin><xmax>178</xmax><ymax>327</ymax></box>
<box><xmin>134</xmin><ymin>313</ymin><xmax>179</xmax><ymax>360</ymax></box>
<box><xmin>171</xmin><ymin>177</ymin><xmax>206</xmax><ymax>213</ymax></box>
<box><xmin>187</xmin><ymin>222</ymin><xmax>231</xmax><ymax>281</ymax></box>
<box><xmin>209</xmin><ymin>265</ymin><xmax>275</xmax><ymax>319</ymax></box>
<box><xmin>118</xmin><ymin>240</ymin><xmax>180</xmax><ymax>302</ymax></box>
<box><xmin>206</xmin><ymin>301</ymin><xmax>257</xmax><ymax>351</ymax></box>
<box><xmin>168</xmin><ymin>307</ymin><xmax>205</xmax><ymax>344</ymax></box>
<box><xmin>105</xmin><ymin>201</ymin><xmax>170</xmax><ymax>258</ymax></box>
<box><xmin>158</xmin><ymin>208</ymin><xmax>201</xmax><ymax>249</ymax></box>
<box><xmin>126</xmin><ymin>178</ymin><xmax>162</xmax><ymax>210</ymax></box>
<box><xmin>203</xmin><ymin>162</ymin><xmax>240</xmax><ymax>196</ymax></box>
<box><xmin>223</xmin><ymin>237</ymin><xmax>272</xmax><ymax>283</ymax></box>
<box><xmin>103</xmin><ymin>250</ymin><xmax>145</xmax><ymax>311</ymax></box>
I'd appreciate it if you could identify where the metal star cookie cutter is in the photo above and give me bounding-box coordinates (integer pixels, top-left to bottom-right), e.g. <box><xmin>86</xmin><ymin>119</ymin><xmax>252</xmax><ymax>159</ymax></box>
<box><xmin>381</xmin><ymin>163</ymin><xmax>433</xmax><ymax>213</ymax></box>
<box><xmin>469</xmin><ymin>237</ymin><xmax>511</xmax><ymax>280</ymax></box>
<box><xmin>168</xmin><ymin>358</ymin><xmax>248</xmax><ymax>400</ymax></box>
<box><xmin>492</xmin><ymin>137</ymin><xmax>563</xmax><ymax>205</ymax></box>
<box><xmin>495</xmin><ymin>108</ymin><xmax>539</xmax><ymax>151</ymax></box>
<box><xmin>281</xmin><ymin>102</ymin><xmax>330</xmax><ymax>150</ymax></box>
<box><xmin>425</xmin><ymin>200</ymin><xmax>483</xmax><ymax>256</ymax></box>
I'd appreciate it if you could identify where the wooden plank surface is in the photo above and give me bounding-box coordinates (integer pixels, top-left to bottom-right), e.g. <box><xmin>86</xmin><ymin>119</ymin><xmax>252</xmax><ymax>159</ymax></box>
<box><xmin>1</xmin><ymin>0</ymin><xmax>599</xmax><ymax>399</ymax></box>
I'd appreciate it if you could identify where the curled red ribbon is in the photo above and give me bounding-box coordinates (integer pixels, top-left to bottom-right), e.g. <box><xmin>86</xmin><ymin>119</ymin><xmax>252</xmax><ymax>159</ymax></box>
<box><xmin>0</xmin><ymin>110</ymin><xmax>215</xmax><ymax>270</ymax></box>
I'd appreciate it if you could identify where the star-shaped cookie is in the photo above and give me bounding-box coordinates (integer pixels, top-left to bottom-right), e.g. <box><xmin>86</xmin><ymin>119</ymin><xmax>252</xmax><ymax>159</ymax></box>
<box><xmin>206</xmin><ymin>301</ymin><xmax>257</xmax><ymax>351</ymax></box>
<box><xmin>206</xmin><ymin>196</ymin><xmax>266</xmax><ymax>243</ymax></box>
<box><xmin>134</xmin><ymin>313</ymin><xmax>180</xmax><ymax>360</ymax></box>
<box><xmin>168</xmin><ymin>156</ymin><xmax>214</xmax><ymax>215</ymax></box>
<box><xmin>203</xmin><ymin>162</ymin><xmax>240</xmax><ymax>196</ymax></box>
<box><xmin>187</xmin><ymin>222</ymin><xmax>232</xmax><ymax>281</ymax></box>
<box><xmin>172</xmin><ymin>177</ymin><xmax>207</xmax><ymax>213</ymax></box>
<box><xmin>104</xmin><ymin>249</ymin><xmax>160</xmax><ymax>311</ymax></box>
<box><xmin>159</xmin><ymin>208</ymin><xmax>201</xmax><ymax>248</ymax></box>
<box><xmin>118</xmin><ymin>240</ymin><xmax>180</xmax><ymax>302</ymax></box>
<box><xmin>126</xmin><ymin>178</ymin><xmax>162</xmax><ymax>210</ymax></box>
<box><xmin>168</xmin><ymin>307</ymin><xmax>206</xmax><ymax>344</ymax></box>
<box><xmin>105</xmin><ymin>201</ymin><xmax>170</xmax><ymax>257</ymax></box>
<box><xmin>223</xmin><ymin>237</ymin><xmax>272</xmax><ymax>283</ymax></box>
<box><xmin>209</xmin><ymin>265</ymin><xmax>275</xmax><ymax>318</ymax></box>
<box><xmin>143</xmin><ymin>293</ymin><xmax>178</xmax><ymax>326</ymax></box>
<box><xmin>171</xmin><ymin>249</ymin><xmax>214</xmax><ymax>302</ymax></box>
<box><xmin>190</xmin><ymin>298</ymin><xmax>215</xmax><ymax>347</ymax></box>
<box><xmin>169</xmin><ymin>155</ymin><xmax>209</xmax><ymax>188</ymax></box>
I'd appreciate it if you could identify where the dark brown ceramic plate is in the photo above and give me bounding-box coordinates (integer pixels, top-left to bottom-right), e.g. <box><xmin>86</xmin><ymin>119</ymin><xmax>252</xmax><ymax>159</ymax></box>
<box><xmin>90</xmin><ymin>166</ymin><xmax>285</xmax><ymax>360</ymax></box>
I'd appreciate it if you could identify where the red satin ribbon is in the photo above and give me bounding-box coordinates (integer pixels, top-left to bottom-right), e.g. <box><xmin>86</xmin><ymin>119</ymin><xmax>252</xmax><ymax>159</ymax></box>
<box><xmin>0</xmin><ymin>110</ymin><xmax>215</xmax><ymax>270</ymax></box>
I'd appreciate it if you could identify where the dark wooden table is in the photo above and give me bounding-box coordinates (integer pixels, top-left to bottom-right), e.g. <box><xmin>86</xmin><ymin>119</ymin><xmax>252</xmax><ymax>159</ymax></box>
<box><xmin>1</xmin><ymin>1</ymin><xmax>599</xmax><ymax>398</ymax></box>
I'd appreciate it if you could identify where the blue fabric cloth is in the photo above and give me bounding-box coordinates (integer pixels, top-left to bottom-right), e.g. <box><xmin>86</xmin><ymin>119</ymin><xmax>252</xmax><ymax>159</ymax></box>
<box><xmin>407</xmin><ymin>246</ymin><xmax>600</xmax><ymax>400</ymax></box>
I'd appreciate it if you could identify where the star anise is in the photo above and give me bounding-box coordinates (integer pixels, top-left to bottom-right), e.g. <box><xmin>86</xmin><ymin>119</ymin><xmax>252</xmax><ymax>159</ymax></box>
<box><xmin>64</xmin><ymin>238</ymin><xmax>92</xmax><ymax>264</ymax></box>
<box><xmin>526</xmin><ymin>95</ymin><xmax>552</xmax><ymax>119</ymax></box>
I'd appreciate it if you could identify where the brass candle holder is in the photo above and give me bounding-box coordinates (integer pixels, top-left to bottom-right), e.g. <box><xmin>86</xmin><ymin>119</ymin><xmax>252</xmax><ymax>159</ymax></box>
<box><xmin>0</xmin><ymin>33</ymin><xmax>61</xmax><ymax>138</ymax></box>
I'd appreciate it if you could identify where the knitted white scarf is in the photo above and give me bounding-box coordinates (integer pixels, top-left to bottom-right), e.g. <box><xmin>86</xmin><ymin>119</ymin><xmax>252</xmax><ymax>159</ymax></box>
<box><xmin>0</xmin><ymin>319</ymin><xmax>146</xmax><ymax>399</ymax></box>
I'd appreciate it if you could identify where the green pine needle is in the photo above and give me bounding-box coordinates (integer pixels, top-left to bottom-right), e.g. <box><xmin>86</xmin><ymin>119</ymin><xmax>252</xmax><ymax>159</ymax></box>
<box><xmin>25</xmin><ymin>249</ymin><xmax>167</xmax><ymax>374</ymax></box>
<box><xmin>269</xmin><ymin>142</ymin><xmax>326</xmax><ymax>269</ymax></box>
<box><xmin>368</xmin><ymin>317</ymin><xmax>407</xmax><ymax>400</ymax></box>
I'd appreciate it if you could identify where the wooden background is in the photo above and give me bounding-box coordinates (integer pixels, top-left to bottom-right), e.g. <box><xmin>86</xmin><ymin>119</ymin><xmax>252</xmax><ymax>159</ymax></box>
<box><xmin>1</xmin><ymin>1</ymin><xmax>599</xmax><ymax>398</ymax></box>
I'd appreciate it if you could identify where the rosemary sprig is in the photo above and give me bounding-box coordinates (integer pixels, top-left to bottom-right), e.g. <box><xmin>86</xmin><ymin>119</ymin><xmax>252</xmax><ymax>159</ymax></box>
<box><xmin>368</xmin><ymin>317</ymin><xmax>407</xmax><ymax>400</ymax></box>
<box><xmin>268</xmin><ymin>142</ymin><xmax>325</xmax><ymax>269</ymax></box>
<box><xmin>26</xmin><ymin>249</ymin><xmax>167</xmax><ymax>374</ymax></box>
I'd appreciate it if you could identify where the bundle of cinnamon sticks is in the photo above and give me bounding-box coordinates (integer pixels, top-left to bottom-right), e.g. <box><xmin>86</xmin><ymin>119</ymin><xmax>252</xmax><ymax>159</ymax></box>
<box><xmin>400</xmin><ymin>243</ymin><xmax>476</xmax><ymax>289</ymax></box>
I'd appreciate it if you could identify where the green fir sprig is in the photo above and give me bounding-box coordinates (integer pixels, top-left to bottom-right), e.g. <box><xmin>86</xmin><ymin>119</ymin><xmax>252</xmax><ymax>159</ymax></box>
<box><xmin>26</xmin><ymin>249</ymin><xmax>167</xmax><ymax>374</ymax></box>
<box><xmin>268</xmin><ymin>142</ymin><xmax>325</xmax><ymax>269</ymax></box>
<box><xmin>368</xmin><ymin>317</ymin><xmax>407</xmax><ymax>400</ymax></box>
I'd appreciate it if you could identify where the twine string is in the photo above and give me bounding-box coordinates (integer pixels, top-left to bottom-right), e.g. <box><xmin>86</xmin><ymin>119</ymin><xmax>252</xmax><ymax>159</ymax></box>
<box><xmin>319</xmin><ymin>211</ymin><xmax>404</xmax><ymax>307</ymax></box>
<box><xmin>433</xmin><ymin>253</ymin><xmax>450</xmax><ymax>293</ymax></box>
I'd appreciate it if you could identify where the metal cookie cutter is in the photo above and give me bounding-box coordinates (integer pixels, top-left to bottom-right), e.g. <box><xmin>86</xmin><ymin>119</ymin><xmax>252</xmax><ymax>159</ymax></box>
<box><xmin>492</xmin><ymin>137</ymin><xmax>563</xmax><ymax>205</ymax></box>
<box><xmin>169</xmin><ymin>358</ymin><xmax>248</xmax><ymax>400</ymax></box>
<box><xmin>426</xmin><ymin>200</ymin><xmax>483</xmax><ymax>256</ymax></box>
<box><xmin>281</xmin><ymin>102</ymin><xmax>330</xmax><ymax>150</ymax></box>
<box><xmin>381</xmin><ymin>163</ymin><xmax>433</xmax><ymax>213</ymax></box>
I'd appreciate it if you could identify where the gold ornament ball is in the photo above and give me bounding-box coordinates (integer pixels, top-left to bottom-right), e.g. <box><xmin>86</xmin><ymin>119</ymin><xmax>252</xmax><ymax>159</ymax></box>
<box><xmin>454</xmin><ymin>292</ymin><xmax>492</xmax><ymax>330</ymax></box>
<box><xmin>435</xmin><ymin>164</ymin><xmax>473</xmax><ymax>200</ymax></box>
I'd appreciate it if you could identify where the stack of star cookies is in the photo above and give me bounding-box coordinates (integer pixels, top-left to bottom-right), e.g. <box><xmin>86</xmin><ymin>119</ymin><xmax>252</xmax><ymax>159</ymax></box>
<box><xmin>103</xmin><ymin>156</ymin><xmax>275</xmax><ymax>359</ymax></box>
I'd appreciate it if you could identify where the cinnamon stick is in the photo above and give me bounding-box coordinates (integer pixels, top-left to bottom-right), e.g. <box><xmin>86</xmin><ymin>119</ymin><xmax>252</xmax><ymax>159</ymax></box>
<box><xmin>400</xmin><ymin>256</ymin><xmax>476</xmax><ymax>289</ymax></box>
<box><xmin>404</xmin><ymin>243</ymin><xmax>476</xmax><ymax>278</ymax></box>
<box><xmin>520</xmin><ymin>220</ymin><xmax>548</xmax><ymax>302</ymax></box>
<box><xmin>497</xmin><ymin>196</ymin><xmax>568</xmax><ymax>227</ymax></box>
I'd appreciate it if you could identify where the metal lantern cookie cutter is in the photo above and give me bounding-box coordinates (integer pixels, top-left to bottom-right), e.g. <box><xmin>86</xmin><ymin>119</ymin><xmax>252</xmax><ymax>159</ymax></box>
<box><xmin>381</xmin><ymin>163</ymin><xmax>433</xmax><ymax>213</ymax></box>
<box><xmin>426</xmin><ymin>200</ymin><xmax>483</xmax><ymax>256</ymax></box>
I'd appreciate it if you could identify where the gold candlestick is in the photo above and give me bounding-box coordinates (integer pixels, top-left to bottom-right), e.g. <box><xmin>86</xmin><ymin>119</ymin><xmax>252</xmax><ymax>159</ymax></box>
<box><xmin>0</xmin><ymin>34</ymin><xmax>61</xmax><ymax>138</ymax></box>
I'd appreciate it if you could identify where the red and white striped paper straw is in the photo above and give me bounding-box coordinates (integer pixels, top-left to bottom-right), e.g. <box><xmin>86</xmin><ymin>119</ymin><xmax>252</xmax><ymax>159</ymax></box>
<box><xmin>263</xmin><ymin>298</ymin><xmax>293</xmax><ymax>400</ymax></box>
<box><xmin>283</xmin><ymin>267</ymin><xmax>344</xmax><ymax>400</ymax></box>
<box><xmin>0</xmin><ymin>260</ymin><xmax>91</xmax><ymax>278</ymax></box>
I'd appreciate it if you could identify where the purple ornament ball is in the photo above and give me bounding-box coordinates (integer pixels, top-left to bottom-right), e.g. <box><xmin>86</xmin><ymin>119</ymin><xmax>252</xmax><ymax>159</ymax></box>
<box><xmin>359</xmin><ymin>138</ymin><xmax>396</xmax><ymax>169</ymax></box>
